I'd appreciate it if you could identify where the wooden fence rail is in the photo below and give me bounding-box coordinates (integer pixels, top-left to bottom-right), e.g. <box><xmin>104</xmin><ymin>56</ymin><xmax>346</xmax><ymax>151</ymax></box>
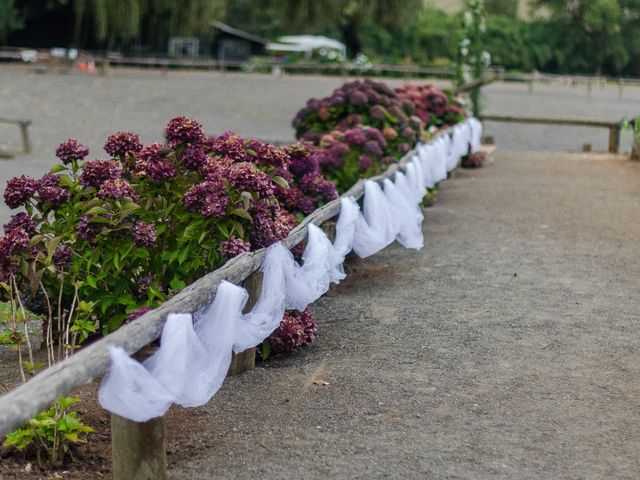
<box><xmin>0</xmin><ymin>127</ymin><xmax>453</xmax><ymax>438</ymax></box>
<box><xmin>480</xmin><ymin>114</ymin><xmax>622</xmax><ymax>153</ymax></box>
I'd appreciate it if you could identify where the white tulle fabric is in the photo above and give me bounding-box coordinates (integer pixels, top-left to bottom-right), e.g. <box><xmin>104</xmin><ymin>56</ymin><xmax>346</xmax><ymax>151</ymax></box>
<box><xmin>98</xmin><ymin>118</ymin><xmax>481</xmax><ymax>422</ymax></box>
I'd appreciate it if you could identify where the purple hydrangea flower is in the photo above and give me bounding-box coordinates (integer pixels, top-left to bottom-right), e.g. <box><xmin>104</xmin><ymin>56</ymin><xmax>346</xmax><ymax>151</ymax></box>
<box><xmin>358</xmin><ymin>155</ymin><xmax>372</xmax><ymax>171</ymax></box>
<box><xmin>3</xmin><ymin>212</ymin><xmax>37</xmax><ymax>236</ymax></box>
<box><xmin>345</xmin><ymin>128</ymin><xmax>367</xmax><ymax>146</ymax></box>
<box><xmin>132</xmin><ymin>222</ymin><xmax>157</xmax><ymax>247</ymax></box>
<box><xmin>165</xmin><ymin>116</ymin><xmax>205</xmax><ymax>147</ymax></box>
<box><xmin>38</xmin><ymin>185</ymin><xmax>70</xmax><ymax>207</ymax></box>
<box><xmin>370</xmin><ymin>105</ymin><xmax>387</xmax><ymax>121</ymax></box>
<box><xmin>206</xmin><ymin>132</ymin><xmax>248</xmax><ymax>162</ymax></box>
<box><xmin>80</xmin><ymin>160</ymin><xmax>122</xmax><ymax>189</ymax></box>
<box><xmin>183</xmin><ymin>180</ymin><xmax>229</xmax><ymax>218</ymax></box>
<box><xmin>286</xmin><ymin>143</ymin><xmax>319</xmax><ymax>177</ymax></box>
<box><xmin>135</xmin><ymin>143</ymin><xmax>163</xmax><ymax>171</ymax></box>
<box><xmin>4</xmin><ymin>176</ymin><xmax>38</xmax><ymax>209</ymax></box>
<box><xmin>364</xmin><ymin>141</ymin><xmax>383</xmax><ymax>158</ymax></box>
<box><xmin>348</xmin><ymin>90</ymin><xmax>368</xmax><ymax>105</ymax></box>
<box><xmin>36</xmin><ymin>174</ymin><xmax>69</xmax><ymax>207</ymax></box>
<box><xmin>145</xmin><ymin>159</ymin><xmax>177</xmax><ymax>181</ymax></box>
<box><xmin>220</xmin><ymin>236</ymin><xmax>251</xmax><ymax>260</ymax></box>
<box><xmin>104</xmin><ymin>131</ymin><xmax>143</xmax><ymax>157</ymax></box>
<box><xmin>181</xmin><ymin>144</ymin><xmax>208</xmax><ymax>171</ymax></box>
<box><xmin>225</xmin><ymin>162</ymin><xmax>274</xmax><ymax>197</ymax></box>
<box><xmin>52</xmin><ymin>245</ymin><xmax>73</xmax><ymax>268</ymax></box>
<box><xmin>248</xmin><ymin>201</ymin><xmax>295</xmax><ymax>248</ymax></box>
<box><xmin>76</xmin><ymin>215</ymin><xmax>106</xmax><ymax>242</ymax></box>
<box><xmin>268</xmin><ymin>308</ymin><xmax>317</xmax><ymax>354</ymax></box>
<box><xmin>0</xmin><ymin>227</ymin><xmax>30</xmax><ymax>281</ymax></box>
<box><xmin>98</xmin><ymin>178</ymin><xmax>138</xmax><ymax>200</ymax></box>
<box><xmin>55</xmin><ymin>139</ymin><xmax>89</xmax><ymax>165</ymax></box>
<box><xmin>317</xmin><ymin>180</ymin><xmax>338</xmax><ymax>201</ymax></box>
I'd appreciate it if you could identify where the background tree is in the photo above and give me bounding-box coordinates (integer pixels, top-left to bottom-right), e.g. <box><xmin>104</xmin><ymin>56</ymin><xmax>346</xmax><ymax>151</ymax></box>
<box><xmin>0</xmin><ymin>0</ymin><xmax>23</xmax><ymax>43</ymax></box>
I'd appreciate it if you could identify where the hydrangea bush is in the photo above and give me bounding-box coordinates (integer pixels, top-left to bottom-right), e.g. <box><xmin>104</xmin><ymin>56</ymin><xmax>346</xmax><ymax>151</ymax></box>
<box><xmin>1</xmin><ymin>79</ymin><xmax>470</xmax><ymax>369</ymax></box>
<box><xmin>394</xmin><ymin>84</ymin><xmax>466</xmax><ymax>130</ymax></box>
<box><xmin>0</xmin><ymin>118</ymin><xmax>336</xmax><ymax>347</ymax></box>
<box><xmin>293</xmin><ymin>79</ymin><xmax>422</xmax><ymax>157</ymax></box>
<box><xmin>292</xmin><ymin>79</ymin><xmax>463</xmax><ymax>193</ymax></box>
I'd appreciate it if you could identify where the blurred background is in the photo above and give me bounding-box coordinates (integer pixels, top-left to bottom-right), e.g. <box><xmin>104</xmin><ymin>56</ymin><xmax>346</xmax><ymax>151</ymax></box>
<box><xmin>2</xmin><ymin>0</ymin><xmax>640</xmax><ymax>221</ymax></box>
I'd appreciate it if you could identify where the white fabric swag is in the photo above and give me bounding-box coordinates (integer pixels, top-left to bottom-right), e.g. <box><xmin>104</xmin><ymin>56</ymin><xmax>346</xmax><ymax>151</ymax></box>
<box><xmin>98</xmin><ymin>118</ymin><xmax>482</xmax><ymax>422</ymax></box>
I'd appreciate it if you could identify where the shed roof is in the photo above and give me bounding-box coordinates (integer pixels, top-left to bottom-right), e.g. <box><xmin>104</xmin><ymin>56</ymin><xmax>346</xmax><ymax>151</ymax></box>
<box><xmin>209</xmin><ymin>20</ymin><xmax>267</xmax><ymax>45</ymax></box>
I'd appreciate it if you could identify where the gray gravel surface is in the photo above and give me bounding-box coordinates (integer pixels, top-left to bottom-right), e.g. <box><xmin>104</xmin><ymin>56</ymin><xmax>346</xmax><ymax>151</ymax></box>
<box><xmin>165</xmin><ymin>150</ymin><xmax>640</xmax><ymax>479</ymax></box>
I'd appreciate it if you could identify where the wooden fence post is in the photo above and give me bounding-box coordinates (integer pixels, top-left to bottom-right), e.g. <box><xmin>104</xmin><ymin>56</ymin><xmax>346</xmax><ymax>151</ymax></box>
<box><xmin>111</xmin><ymin>346</ymin><xmax>167</xmax><ymax>480</ymax></box>
<box><xmin>111</xmin><ymin>414</ymin><xmax>167</xmax><ymax>480</ymax></box>
<box><xmin>228</xmin><ymin>271</ymin><xmax>262</xmax><ymax>376</ymax></box>
<box><xmin>608</xmin><ymin>125</ymin><xmax>621</xmax><ymax>154</ymax></box>
<box><xmin>19</xmin><ymin>121</ymin><xmax>31</xmax><ymax>153</ymax></box>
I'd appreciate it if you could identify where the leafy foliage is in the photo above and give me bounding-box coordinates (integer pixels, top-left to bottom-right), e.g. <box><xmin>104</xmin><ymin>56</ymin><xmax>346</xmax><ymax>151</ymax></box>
<box><xmin>3</xmin><ymin>397</ymin><xmax>93</xmax><ymax>468</ymax></box>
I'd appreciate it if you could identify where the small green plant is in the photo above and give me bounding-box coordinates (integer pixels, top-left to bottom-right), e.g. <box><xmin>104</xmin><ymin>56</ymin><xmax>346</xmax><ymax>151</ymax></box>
<box><xmin>2</xmin><ymin>396</ymin><xmax>94</xmax><ymax>468</ymax></box>
<box><xmin>621</xmin><ymin>116</ymin><xmax>640</xmax><ymax>141</ymax></box>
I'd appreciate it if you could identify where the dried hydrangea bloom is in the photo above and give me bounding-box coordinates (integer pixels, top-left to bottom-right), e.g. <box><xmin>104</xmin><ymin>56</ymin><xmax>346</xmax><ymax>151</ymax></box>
<box><xmin>55</xmin><ymin>139</ymin><xmax>89</xmax><ymax>164</ymax></box>
<box><xmin>104</xmin><ymin>131</ymin><xmax>143</xmax><ymax>157</ymax></box>
<box><xmin>4</xmin><ymin>175</ymin><xmax>38</xmax><ymax>209</ymax></box>
<box><xmin>383</xmin><ymin>127</ymin><xmax>398</xmax><ymax>141</ymax></box>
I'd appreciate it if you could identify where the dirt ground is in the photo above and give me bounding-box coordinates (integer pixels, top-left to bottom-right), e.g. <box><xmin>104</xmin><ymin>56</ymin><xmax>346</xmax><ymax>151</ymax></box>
<box><xmin>2</xmin><ymin>148</ymin><xmax>640</xmax><ymax>479</ymax></box>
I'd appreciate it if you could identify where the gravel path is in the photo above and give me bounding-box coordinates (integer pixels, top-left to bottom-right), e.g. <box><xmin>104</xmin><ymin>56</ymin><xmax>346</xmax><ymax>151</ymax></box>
<box><xmin>165</xmin><ymin>150</ymin><xmax>640</xmax><ymax>479</ymax></box>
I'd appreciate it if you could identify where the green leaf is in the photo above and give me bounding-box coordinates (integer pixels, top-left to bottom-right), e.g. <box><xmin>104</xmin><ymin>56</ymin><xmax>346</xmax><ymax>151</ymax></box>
<box><xmin>46</xmin><ymin>237</ymin><xmax>62</xmax><ymax>259</ymax></box>
<box><xmin>169</xmin><ymin>277</ymin><xmax>187</xmax><ymax>291</ymax></box>
<box><xmin>272</xmin><ymin>176</ymin><xmax>289</xmax><ymax>189</ymax></box>
<box><xmin>49</xmin><ymin>164</ymin><xmax>68</xmax><ymax>174</ymax></box>
<box><xmin>230</xmin><ymin>208</ymin><xmax>252</xmax><ymax>221</ymax></box>
<box><xmin>85</xmin><ymin>275</ymin><xmax>97</xmax><ymax>289</ymax></box>
<box><xmin>86</xmin><ymin>206</ymin><xmax>109</xmax><ymax>215</ymax></box>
